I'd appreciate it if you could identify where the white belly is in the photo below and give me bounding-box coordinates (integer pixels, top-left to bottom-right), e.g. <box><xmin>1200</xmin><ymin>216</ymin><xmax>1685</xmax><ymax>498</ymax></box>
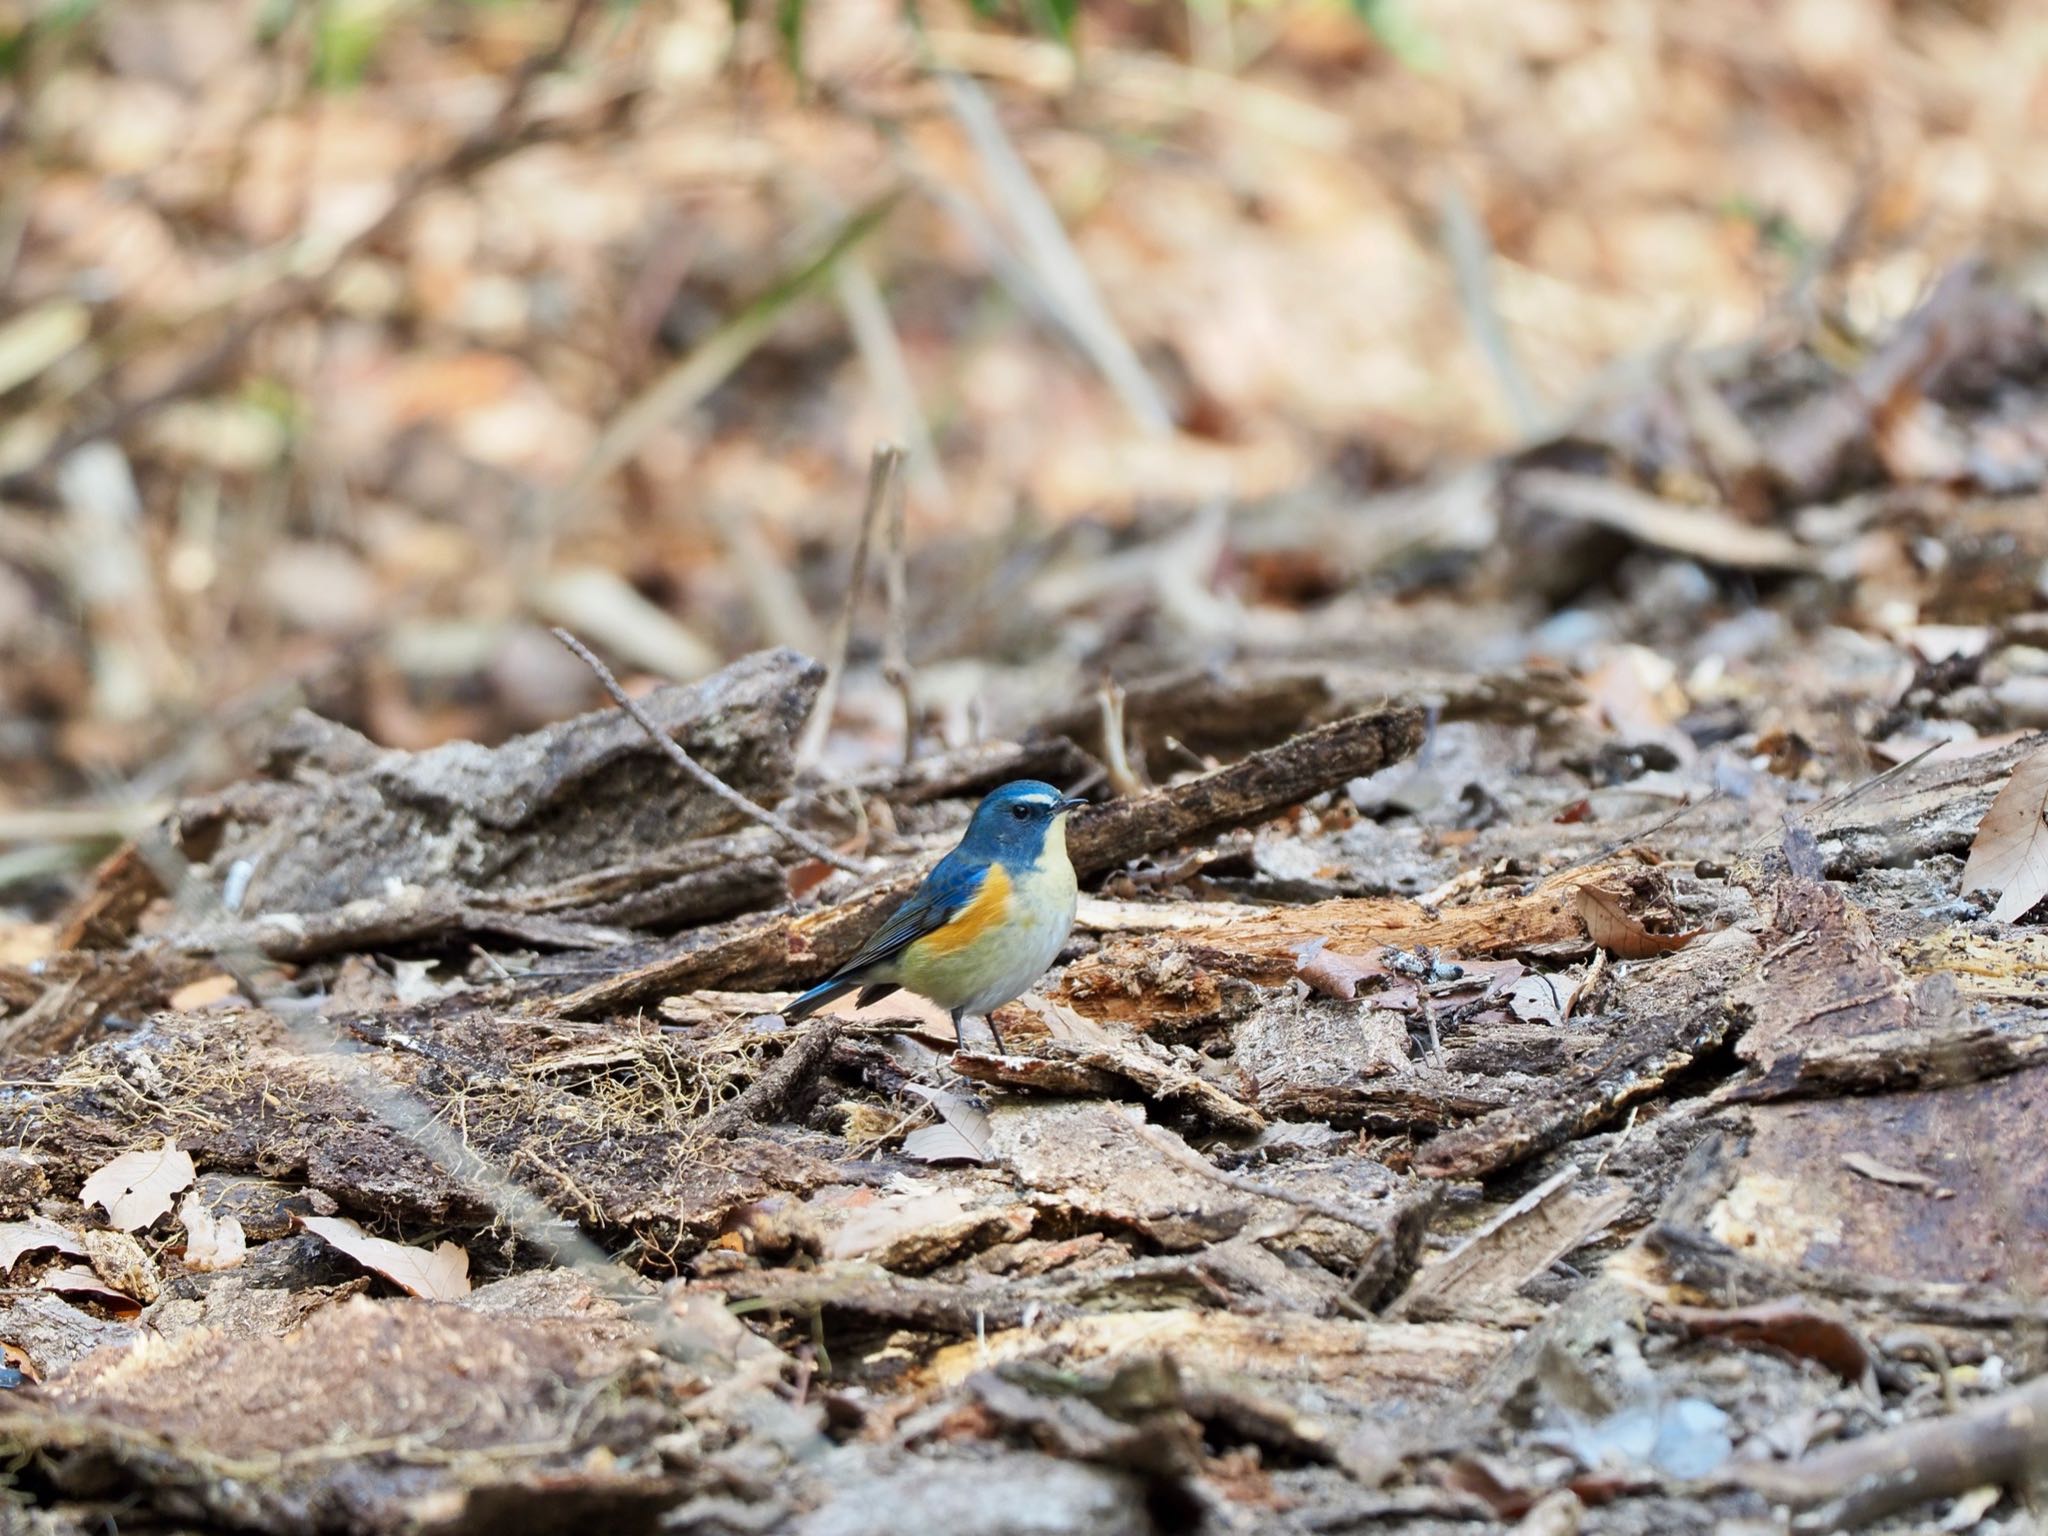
<box><xmin>961</xmin><ymin>868</ymin><xmax>1078</xmax><ymax>1014</ymax></box>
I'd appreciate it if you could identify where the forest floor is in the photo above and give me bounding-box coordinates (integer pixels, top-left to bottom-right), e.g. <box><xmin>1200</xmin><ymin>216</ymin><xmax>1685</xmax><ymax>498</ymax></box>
<box><xmin>7</xmin><ymin>2</ymin><xmax>2048</xmax><ymax>1533</ymax></box>
<box><xmin>6</xmin><ymin>263</ymin><xmax>2048</xmax><ymax>1533</ymax></box>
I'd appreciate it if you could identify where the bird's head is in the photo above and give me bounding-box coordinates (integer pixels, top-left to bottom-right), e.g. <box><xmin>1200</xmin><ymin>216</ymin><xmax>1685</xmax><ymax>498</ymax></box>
<box><xmin>959</xmin><ymin>780</ymin><xmax>1090</xmax><ymax>867</ymax></box>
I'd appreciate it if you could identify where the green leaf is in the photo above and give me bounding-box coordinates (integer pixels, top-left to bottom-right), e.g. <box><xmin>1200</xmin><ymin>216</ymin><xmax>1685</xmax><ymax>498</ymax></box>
<box><xmin>312</xmin><ymin>0</ymin><xmax>391</xmax><ymax>89</ymax></box>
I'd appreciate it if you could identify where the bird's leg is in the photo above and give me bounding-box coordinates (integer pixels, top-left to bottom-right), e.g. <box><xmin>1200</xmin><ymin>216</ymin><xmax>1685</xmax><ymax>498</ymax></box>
<box><xmin>949</xmin><ymin>1007</ymin><xmax>967</xmax><ymax>1054</ymax></box>
<box><xmin>984</xmin><ymin>1012</ymin><xmax>1008</xmax><ymax>1054</ymax></box>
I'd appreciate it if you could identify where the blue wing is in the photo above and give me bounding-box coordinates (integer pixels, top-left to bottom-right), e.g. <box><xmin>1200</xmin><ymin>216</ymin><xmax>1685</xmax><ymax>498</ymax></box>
<box><xmin>782</xmin><ymin>852</ymin><xmax>989</xmax><ymax>1018</ymax></box>
<box><xmin>834</xmin><ymin>850</ymin><xmax>988</xmax><ymax>976</ymax></box>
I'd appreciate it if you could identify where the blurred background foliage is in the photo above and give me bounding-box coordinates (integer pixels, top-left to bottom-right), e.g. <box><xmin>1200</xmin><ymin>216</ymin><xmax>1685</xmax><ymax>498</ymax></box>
<box><xmin>0</xmin><ymin>0</ymin><xmax>2045</xmax><ymax>883</ymax></box>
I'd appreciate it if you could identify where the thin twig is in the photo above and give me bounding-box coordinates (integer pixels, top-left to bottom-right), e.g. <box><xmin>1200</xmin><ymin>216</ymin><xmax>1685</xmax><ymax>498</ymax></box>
<box><xmin>550</xmin><ymin>627</ymin><xmax>865</xmax><ymax>875</ymax></box>
<box><xmin>1437</xmin><ymin>176</ymin><xmax>1541</xmax><ymax>437</ymax></box>
<box><xmin>1526</xmin><ymin>789</ymin><xmax>1724</xmax><ymax>894</ymax></box>
<box><xmin>797</xmin><ymin>445</ymin><xmax>903</xmax><ymax>769</ymax></box>
<box><xmin>878</xmin><ymin>460</ymin><xmax>918</xmax><ymax>765</ymax></box>
<box><xmin>1096</xmin><ymin>676</ymin><xmax>1146</xmax><ymax>796</ymax></box>
<box><xmin>1806</xmin><ymin>738</ymin><xmax>1945</xmax><ymax>821</ymax></box>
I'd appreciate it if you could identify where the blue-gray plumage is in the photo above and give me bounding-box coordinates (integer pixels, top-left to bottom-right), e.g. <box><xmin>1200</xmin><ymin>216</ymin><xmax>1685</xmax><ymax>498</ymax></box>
<box><xmin>783</xmin><ymin>780</ymin><xmax>1089</xmax><ymax>1051</ymax></box>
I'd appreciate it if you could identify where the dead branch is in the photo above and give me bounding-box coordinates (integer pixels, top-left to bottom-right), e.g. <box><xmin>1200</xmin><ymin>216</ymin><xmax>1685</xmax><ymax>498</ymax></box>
<box><xmin>1732</xmin><ymin>1373</ymin><xmax>2048</xmax><ymax>1530</ymax></box>
<box><xmin>551</xmin><ymin>627</ymin><xmax>865</xmax><ymax>876</ymax></box>
<box><xmin>699</xmin><ymin>1020</ymin><xmax>845</xmax><ymax>1138</ymax></box>
<box><xmin>1062</xmin><ymin>705</ymin><xmax>1424</xmax><ymax>871</ymax></box>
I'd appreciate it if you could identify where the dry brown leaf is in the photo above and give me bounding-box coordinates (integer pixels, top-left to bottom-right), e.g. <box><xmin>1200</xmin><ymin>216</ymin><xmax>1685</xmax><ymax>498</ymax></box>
<box><xmin>1961</xmin><ymin>744</ymin><xmax>2048</xmax><ymax>923</ymax></box>
<box><xmin>900</xmin><ymin>1084</ymin><xmax>993</xmax><ymax>1165</ymax></box>
<box><xmin>1505</xmin><ymin>971</ymin><xmax>1582</xmax><ymax>1027</ymax></box>
<box><xmin>1575</xmin><ymin>886</ymin><xmax>1698</xmax><ymax>959</ymax></box>
<box><xmin>298</xmin><ymin>1215</ymin><xmax>471</xmax><ymax>1299</ymax></box>
<box><xmin>1666</xmin><ymin>1299</ymin><xmax>1876</xmax><ymax>1391</ymax></box>
<box><xmin>79</xmin><ymin>1138</ymin><xmax>196</xmax><ymax>1230</ymax></box>
<box><xmin>0</xmin><ymin>1218</ymin><xmax>88</xmax><ymax>1275</ymax></box>
<box><xmin>179</xmin><ymin>1191</ymin><xmax>248</xmax><ymax>1273</ymax></box>
<box><xmin>40</xmin><ymin>1265</ymin><xmax>142</xmax><ymax>1312</ymax></box>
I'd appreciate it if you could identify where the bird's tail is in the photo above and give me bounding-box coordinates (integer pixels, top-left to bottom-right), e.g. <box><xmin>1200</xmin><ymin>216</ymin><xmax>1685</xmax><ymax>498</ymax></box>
<box><xmin>782</xmin><ymin>977</ymin><xmax>857</xmax><ymax>1021</ymax></box>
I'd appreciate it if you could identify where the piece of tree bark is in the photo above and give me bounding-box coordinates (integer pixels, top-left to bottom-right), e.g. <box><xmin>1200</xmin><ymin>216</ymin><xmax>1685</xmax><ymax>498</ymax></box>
<box><xmin>1412</xmin><ymin>933</ymin><xmax>1757</xmax><ymax>1180</ymax></box>
<box><xmin>163</xmin><ymin>647</ymin><xmax>824</xmax><ymax>923</ymax></box>
<box><xmin>1727</xmin><ymin>1014</ymin><xmax>2048</xmax><ymax>1103</ymax></box>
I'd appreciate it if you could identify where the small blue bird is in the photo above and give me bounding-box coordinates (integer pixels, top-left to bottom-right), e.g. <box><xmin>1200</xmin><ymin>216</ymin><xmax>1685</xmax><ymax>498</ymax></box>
<box><xmin>783</xmin><ymin>780</ymin><xmax>1090</xmax><ymax>1052</ymax></box>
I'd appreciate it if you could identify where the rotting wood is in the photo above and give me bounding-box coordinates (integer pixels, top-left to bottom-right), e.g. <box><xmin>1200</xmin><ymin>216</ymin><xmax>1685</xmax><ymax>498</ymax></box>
<box><xmin>1801</xmin><ymin>732</ymin><xmax>2039</xmax><ymax>880</ymax></box>
<box><xmin>1895</xmin><ymin>928</ymin><xmax>2048</xmax><ymax>1003</ymax></box>
<box><xmin>0</xmin><ymin>949</ymin><xmax>209</xmax><ymax>1065</ymax></box>
<box><xmin>548</xmin><ymin>703</ymin><xmax>1425</xmax><ymax>1018</ymax></box>
<box><xmin>551</xmin><ymin>626</ymin><xmax>865</xmax><ymax>875</ymax></box>
<box><xmin>1390</xmin><ymin>1166</ymin><xmax>1629</xmax><ymax>1321</ymax></box>
<box><xmin>1062</xmin><ymin>706</ymin><xmax>1425</xmax><ymax>872</ymax></box>
<box><xmin>1031</xmin><ymin>667</ymin><xmax>1336</xmax><ymax>765</ymax></box>
<box><xmin>1057</xmin><ymin>860</ymin><xmax>1673</xmax><ymax>1028</ymax></box>
<box><xmin>14</xmin><ymin>1005</ymin><xmax>845</xmax><ymax>1250</ymax></box>
<box><xmin>1725</xmin><ymin>1013</ymin><xmax>2048</xmax><ymax>1103</ymax></box>
<box><xmin>169</xmin><ymin>848</ymin><xmax>790</xmax><ymax>962</ymax></box>
<box><xmin>1638</xmin><ymin>1223</ymin><xmax>2048</xmax><ymax>1331</ymax></box>
<box><xmin>707</xmin><ymin>1250</ymin><xmax>1289</xmax><ymax>1336</ymax></box>
<box><xmin>1412</xmin><ymin>932</ymin><xmax>1757</xmax><ymax>1180</ymax></box>
<box><xmin>957</xmin><ymin>1036</ymin><xmax>1267</xmax><ymax>1134</ymax></box>
<box><xmin>171</xmin><ymin>889</ymin><xmax>635</xmax><ymax>964</ymax></box>
<box><xmin>1692</xmin><ymin>1065</ymin><xmax>2048</xmax><ymax>1293</ymax></box>
<box><xmin>1729</xmin><ymin>876</ymin><xmax>1912</xmax><ymax>1072</ymax></box>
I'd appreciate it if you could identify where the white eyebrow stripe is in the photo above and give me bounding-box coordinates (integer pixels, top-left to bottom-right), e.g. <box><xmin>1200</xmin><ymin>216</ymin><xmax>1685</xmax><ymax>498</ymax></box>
<box><xmin>1012</xmin><ymin>793</ymin><xmax>1056</xmax><ymax>806</ymax></box>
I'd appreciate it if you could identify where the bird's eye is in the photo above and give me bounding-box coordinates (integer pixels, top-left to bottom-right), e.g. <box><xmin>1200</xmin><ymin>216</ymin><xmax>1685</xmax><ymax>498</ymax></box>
<box><xmin>1012</xmin><ymin>805</ymin><xmax>1031</xmax><ymax>820</ymax></box>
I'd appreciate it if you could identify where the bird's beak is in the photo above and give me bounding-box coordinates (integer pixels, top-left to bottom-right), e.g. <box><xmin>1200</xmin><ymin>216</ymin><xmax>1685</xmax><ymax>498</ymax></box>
<box><xmin>1056</xmin><ymin>796</ymin><xmax>1091</xmax><ymax>814</ymax></box>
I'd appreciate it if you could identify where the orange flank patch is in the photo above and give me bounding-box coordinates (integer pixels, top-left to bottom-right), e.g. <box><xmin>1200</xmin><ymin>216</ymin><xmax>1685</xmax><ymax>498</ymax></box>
<box><xmin>913</xmin><ymin>865</ymin><xmax>1012</xmax><ymax>957</ymax></box>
